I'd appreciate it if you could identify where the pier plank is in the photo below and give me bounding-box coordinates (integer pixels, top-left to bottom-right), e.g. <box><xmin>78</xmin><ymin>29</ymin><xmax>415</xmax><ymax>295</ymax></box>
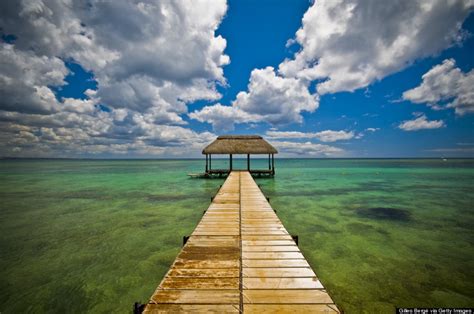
<box><xmin>144</xmin><ymin>304</ymin><xmax>239</xmax><ymax>313</ymax></box>
<box><xmin>160</xmin><ymin>277</ymin><xmax>239</xmax><ymax>289</ymax></box>
<box><xmin>167</xmin><ymin>268</ymin><xmax>239</xmax><ymax>278</ymax></box>
<box><xmin>242</xmin><ymin>289</ymin><xmax>334</xmax><ymax>304</ymax></box>
<box><xmin>150</xmin><ymin>290</ymin><xmax>240</xmax><ymax>304</ymax></box>
<box><xmin>242</xmin><ymin>252</ymin><xmax>305</xmax><ymax>259</ymax></box>
<box><xmin>243</xmin><ymin>267</ymin><xmax>316</xmax><ymax>277</ymax></box>
<box><xmin>244</xmin><ymin>304</ymin><xmax>339</xmax><ymax>313</ymax></box>
<box><xmin>242</xmin><ymin>245</ymin><xmax>300</xmax><ymax>252</ymax></box>
<box><xmin>243</xmin><ymin>277</ymin><xmax>324</xmax><ymax>289</ymax></box>
<box><xmin>242</xmin><ymin>259</ymin><xmax>310</xmax><ymax>268</ymax></box>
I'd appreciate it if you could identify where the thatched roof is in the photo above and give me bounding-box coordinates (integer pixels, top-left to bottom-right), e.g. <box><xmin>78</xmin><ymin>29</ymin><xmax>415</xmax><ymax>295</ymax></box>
<box><xmin>202</xmin><ymin>135</ymin><xmax>278</xmax><ymax>154</ymax></box>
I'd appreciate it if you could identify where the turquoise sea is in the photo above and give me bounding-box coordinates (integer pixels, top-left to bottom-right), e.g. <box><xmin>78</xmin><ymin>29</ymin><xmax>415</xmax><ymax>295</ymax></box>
<box><xmin>0</xmin><ymin>159</ymin><xmax>473</xmax><ymax>313</ymax></box>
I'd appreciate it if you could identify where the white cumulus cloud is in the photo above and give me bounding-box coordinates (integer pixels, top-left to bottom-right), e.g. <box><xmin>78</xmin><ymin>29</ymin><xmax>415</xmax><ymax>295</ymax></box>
<box><xmin>266</xmin><ymin>130</ymin><xmax>355</xmax><ymax>142</ymax></box>
<box><xmin>0</xmin><ymin>44</ymin><xmax>68</xmax><ymax>114</ymax></box>
<box><xmin>279</xmin><ymin>0</ymin><xmax>474</xmax><ymax>94</ymax></box>
<box><xmin>189</xmin><ymin>104</ymin><xmax>260</xmax><ymax>132</ymax></box>
<box><xmin>398</xmin><ymin>114</ymin><xmax>445</xmax><ymax>131</ymax></box>
<box><xmin>189</xmin><ymin>67</ymin><xmax>319</xmax><ymax>130</ymax></box>
<box><xmin>0</xmin><ymin>108</ymin><xmax>217</xmax><ymax>158</ymax></box>
<box><xmin>272</xmin><ymin>141</ymin><xmax>344</xmax><ymax>157</ymax></box>
<box><xmin>402</xmin><ymin>59</ymin><xmax>474</xmax><ymax>115</ymax></box>
<box><xmin>0</xmin><ymin>0</ymin><xmax>229</xmax><ymax>157</ymax></box>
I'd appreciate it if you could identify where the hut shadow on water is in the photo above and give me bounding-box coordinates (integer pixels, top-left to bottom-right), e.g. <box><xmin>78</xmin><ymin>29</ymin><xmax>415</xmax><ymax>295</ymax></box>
<box><xmin>355</xmin><ymin>207</ymin><xmax>412</xmax><ymax>222</ymax></box>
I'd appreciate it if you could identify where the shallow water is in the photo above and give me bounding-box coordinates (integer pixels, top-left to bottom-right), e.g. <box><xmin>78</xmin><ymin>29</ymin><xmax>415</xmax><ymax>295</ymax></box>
<box><xmin>0</xmin><ymin>159</ymin><xmax>473</xmax><ymax>313</ymax></box>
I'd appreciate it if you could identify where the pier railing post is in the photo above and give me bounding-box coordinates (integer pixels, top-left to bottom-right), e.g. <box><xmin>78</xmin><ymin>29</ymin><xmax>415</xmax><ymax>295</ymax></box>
<box><xmin>272</xmin><ymin>153</ymin><xmax>275</xmax><ymax>175</ymax></box>
<box><xmin>133</xmin><ymin>302</ymin><xmax>145</xmax><ymax>314</ymax></box>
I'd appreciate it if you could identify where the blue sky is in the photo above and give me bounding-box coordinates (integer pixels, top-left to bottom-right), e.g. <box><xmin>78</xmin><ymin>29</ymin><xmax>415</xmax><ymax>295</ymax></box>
<box><xmin>0</xmin><ymin>0</ymin><xmax>473</xmax><ymax>158</ymax></box>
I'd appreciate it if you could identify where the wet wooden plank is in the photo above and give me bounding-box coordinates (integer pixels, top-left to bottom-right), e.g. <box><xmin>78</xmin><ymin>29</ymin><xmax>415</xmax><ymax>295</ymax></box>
<box><xmin>150</xmin><ymin>290</ymin><xmax>240</xmax><ymax>304</ymax></box>
<box><xmin>241</xmin><ymin>230</ymin><xmax>289</xmax><ymax>235</ymax></box>
<box><xmin>192</xmin><ymin>229</ymin><xmax>239</xmax><ymax>234</ymax></box>
<box><xmin>160</xmin><ymin>277</ymin><xmax>239</xmax><ymax>289</ymax></box>
<box><xmin>242</xmin><ymin>206</ymin><xmax>273</xmax><ymax>210</ymax></box>
<box><xmin>203</xmin><ymin>212</ymin><xmax>239</xmax><ymax>216</ymax></box>
<box><xmin>215</xmin><ymin>192</ymin><xmax>240</xmax><ymax>197</ymax></box>
<box><xmin>244</xmin><ymin>304</ymin><xmax>340</xmax><ymax>313</ymax></box>
<box><xmin>180</xmin><ymin>245</ymin><xmax>239</xmax><ymax>252</ymax></box>
<box><xmin>242</xmin><ymin>245</ymin><xmax>299</xmax><ymax>252</ymax></box>
<box><xmin>178</xmin><ymin>247</ymin><xmax>239</xmax><ymax>256</ymax></box>
<box><xmin>204</xmin><ymin>208</ymin><xmax>239</xmax><ymax>213</ymax></box>
<box><xmin>186</xmin><ymin>241</ymin><xmax>240</xmax><ymax>248</ymax></box>
<box><xmin>243</xmin><ymin>252</ymin><xmax>305</xmax><ymax>259</ymax></box>
<box><xmin>205</xmin><ymin>210</ymin><xmax>239</xmax><ymax>214</ymax></box>
<box><xmin>242</xmin><ymin>259</ymin><xmax>310</xmax><ymax>268</ymax></box>
<box><xmin>201</xmin><ymin>216</ymin><xmax>240</xmax><ymax>220</ymax></box>
<box><xmin>241</xmin><ymin>235</ymin><xmax>293</xmax><ymax>241</ymax></box>
<box><xmin>186</xmin><ymin>241</ymin><xmax>240</xmax><ymax>247</ymax></box>
<box><xmin>242</xmin><ymin>289</ymin><xmax>334</xmax><ymax>304</ymax></box>
<box><xmin>242</xmin><ymin>240</ymin><xmax>296</xmax><ymax>246</ymax></box>
<box><xmin>199</xmin><ymin>219</ymin><xmax>239</xmax><ymax>223</ymax></box>
<box><xmin>242</xmin><ymin>213</ymin><xmax>279</xmax><ymax>219</ymax></box>
<box><xmin>175</xmin><ymin>253</ymin><xmax>239</xmax><ymax>262</ymax></box>
<box><xmin>243</xmin><ymin>277</ymin><xmax>324</xmax><ymax>289</ymax></box>
<box><xmin>187</xmin><ymin>235</ymin><xmax>239</xmax><ymax>241</ymax></box>
<box><xmin>173</xmin><ymin>259</ymin><xmax>239</xmax><ymax>269</ymax></box>
<box><xmin>167</xmin><ymin>268</ymin><xmax>239</xmax><ymax>278</ymax></box>
<box><xmin>200</xmin><ymin>218</ymin><xmax>239</xmax><ymax>222</ymax></box>
<box><xmin>242</xmin><ymin>209</ymin><xmax>278</xmax><ymax>213</ymax></box>
<box><xmin>243</xmin><ymin>267</ymin><xmax>316</xmax><ymax>278</ymax></box>
<box><xmin>187</xmin><ymin>236</ymin><xmax>239</xmax><ymax>245</ymax></box>
<box><xmin>144</xmin><ymin>304</ymin><xmax>240</xmax><ymax>313</ymax></box>
<box><xmin>186</xmin><ymin>235</ymin><xmax>239</xmax><ymax>239</ymax></box>
<box><xmin>208</xmin><ymin>204</ymin><xmax>240</xmax><ymax>208</ymax></box>
<box><xmin>242</xmin><ymin>218</ymin><xmax>280</xmax><ymax>221</ymax></box>
<box><xmin>192</xmin><ymin>231</ymin><xmax>240</xmax><ymax>236</ymax></box>
<box><xmin>196</xmin><ymin>221</ymin><xmax>240</xmax><ymax>228</ymax></box>
<box><xmin>242</xmin><ymin>227</ymin><xmax>288</xmax><ymax>231</ymax></box>
<box><xmin>194</xmin><ymin>227</ymin><xmax>239</xmax><ymax>231</ymax></box>
<box><xmin>212</xmin><ymin>199</ymin><xmax>240</xmax><ymax>204</ymax></box>
<box><xmin>241</xmin><ymin>223</ymin><xmax>282</xmax><ymax>228</ymax></box>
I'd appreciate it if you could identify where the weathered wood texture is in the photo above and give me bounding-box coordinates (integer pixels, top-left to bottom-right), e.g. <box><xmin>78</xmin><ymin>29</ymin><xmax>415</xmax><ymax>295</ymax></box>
<box><xmin>143</xmin><ymin>171</ymin><xmax>339</xmax><ymax>313</ymax></box>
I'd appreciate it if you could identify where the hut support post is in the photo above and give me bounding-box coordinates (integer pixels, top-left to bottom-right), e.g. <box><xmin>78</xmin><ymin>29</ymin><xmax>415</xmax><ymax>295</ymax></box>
<box><xmin>268</xmin><ymin>154</ymin><xmax>271</xmax><ymax>170</ymax></box>
<box><xmin>229</xmin><ymin>154</ymin><xmax>233</xmax><ymax>172</ymax></box>
<box><xmin>205</xmin><ymin>154</ymin><xmax>208</xmax><ymax>173</ymax></box>
<box><xmin>272</xmin><ymin>153</ymin><xmax>275</xmax><ymax>175</ymax></box>
<box><xmin>247</xmin><ymin>154</ymin><xmax>250</xmax><ymax>171</ymax></box>
<box><xmin>209</xmin><ymin>154</ymin><xmax>212</xmax><ymax>171</ymax></box>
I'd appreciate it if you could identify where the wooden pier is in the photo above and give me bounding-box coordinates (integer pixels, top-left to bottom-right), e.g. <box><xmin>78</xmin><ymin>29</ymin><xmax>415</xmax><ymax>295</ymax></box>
<box><xmin>142</xmin><ymin>171</ymin><xmax>340</xmax><ymax>313</ymax></box>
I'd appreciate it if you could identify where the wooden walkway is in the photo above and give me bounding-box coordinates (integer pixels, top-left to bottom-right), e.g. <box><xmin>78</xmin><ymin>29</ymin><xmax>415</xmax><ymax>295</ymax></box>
<box><xmin>143</xmin><ymin>171</ymin><xmax>340</xmax><ymax>313</ymax></box>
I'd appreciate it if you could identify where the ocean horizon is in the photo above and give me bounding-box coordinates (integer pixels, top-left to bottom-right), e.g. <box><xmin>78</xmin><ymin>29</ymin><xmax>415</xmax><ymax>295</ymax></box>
<box><xmin>2</xmin><ymin>157</ymin><xmax>473</xmax><ymax>161</ymax></box>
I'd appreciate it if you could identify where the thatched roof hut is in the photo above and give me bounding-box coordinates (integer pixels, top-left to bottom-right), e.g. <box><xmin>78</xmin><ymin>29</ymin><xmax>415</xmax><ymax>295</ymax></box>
<box><xmin>202</xmin><ymin>135</ymin><xmax>278</xmax><ymax>155</ymax></box>
<box><xmin>201</xmin><ymin>135</ymin><xmax>277</xmax><ymax>177</ymax></box>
